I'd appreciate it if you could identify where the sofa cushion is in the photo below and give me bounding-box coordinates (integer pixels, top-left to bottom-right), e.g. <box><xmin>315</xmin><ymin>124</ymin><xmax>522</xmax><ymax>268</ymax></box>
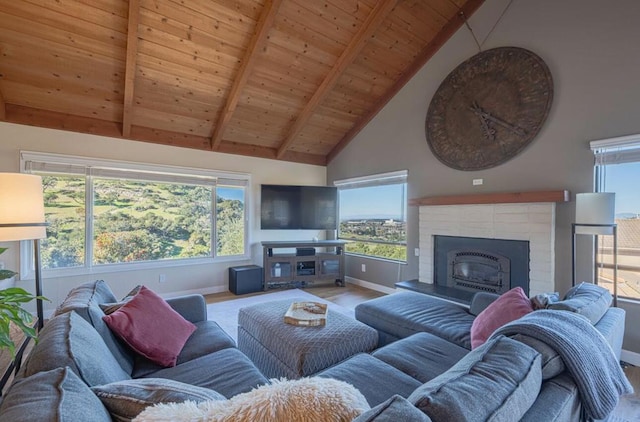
<box><xmin>470</xmin><ymin>286</ymin><xmax>534</xmax><ymax>349</ymax></box>
<box><xmin>131</xmin><ymin>320</ymin><xmax>236</xmax><ymax>377</ymax></box>
<box><xmin>139</xmin><ymin>347</ymin><xmax>268</xmax><ymax>399</ymax></box>
<box><xmin>56</xmin><ymin>280</ymin><xmax>135</xmax><ymax>374</ymax></box>
<box><xmin>353</xmin><ymin>395</ymin><xmax>432</xmax><ymax>422</ymax></box>
<box><xmin>91</xmin><ymin>378</ymin><xmax>225</xmax><ymax>422</ymax></box>
<box><xmin>103</xmin><ymin>286</ymin><xmax>196</xmax><ymax>367</ymax></box>
<box><xmin>372</xmin><ymin>332</ymin><xmax>468</xmax><ymax>383</ymax></box>
<box><xmin>23</xmin><ymin>312</ymin><xmax>130</xmax><ymax>387</ymax></box>
<box><xmin>356</xmin><ymin>292</ymin><xmax>475</xmax><ymax>349</ymax></box>
<box><xmin>408</xmin><ymin>336</ymin><xmax>542</xmax><ymax>422</ymax></box>
<box><xmin>549</xmin><ymin>282</ymin><xmax>612</xmax><ymax>324</ymax></box>
<box><xmin>133</xmin><ymin>377</ymin><xmax>370</xmax><ymax>422</ymax></box>
<box><xmin>509</xmin><ymin>334</ymin><xmax>565</xmax><ymax>380</ymax></box>
<box><xmin>519</xmin><ymin>373</ymin><xmax>581</xmax><ymax>422</ymax></box>
<box><xmin>0</xmin><ymin>367</ymin><xmax>112</xmax><ymax>422</ymax></box>
<box><xmin>317</xmin><ymin>353</ymin><xmax>422</xmax><ymax>408</ymax></box>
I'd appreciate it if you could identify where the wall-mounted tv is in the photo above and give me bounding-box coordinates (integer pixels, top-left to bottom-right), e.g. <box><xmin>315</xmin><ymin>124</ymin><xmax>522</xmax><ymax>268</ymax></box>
<box><xmin>261</xmin><ymin>184</ymin><xmax>338</xmax><ymax>230</ymax></box>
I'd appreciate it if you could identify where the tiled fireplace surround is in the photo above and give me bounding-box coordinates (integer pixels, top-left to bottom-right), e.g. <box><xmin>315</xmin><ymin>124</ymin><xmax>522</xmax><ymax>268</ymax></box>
<box><xmin>418</xmin><ymin>203</ymin><xmax>556</xmax><ymax>297</ymax></box>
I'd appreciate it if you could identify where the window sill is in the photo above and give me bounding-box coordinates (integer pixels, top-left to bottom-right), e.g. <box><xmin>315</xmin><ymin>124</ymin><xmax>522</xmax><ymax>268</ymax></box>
<box><xmin>20</xmin><ymin>254</ymin><xmax>251</xmax><ymax>280</ymax></box>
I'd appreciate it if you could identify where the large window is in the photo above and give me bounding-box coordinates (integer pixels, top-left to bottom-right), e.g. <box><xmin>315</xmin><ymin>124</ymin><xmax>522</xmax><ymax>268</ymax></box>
<box><xmin>592</xmin><ymin>135</ymin><xmax>640</xmax><ymax>300</ymax></box>
<box><xmin>22</xmin><ymin>152</ymin><xmax>249</xmax><ymax>275</ymax></box>
<box><xmin>335</xmin><ymin>171</ymin><xmax>407</xmax><ymax>261</ymax></box>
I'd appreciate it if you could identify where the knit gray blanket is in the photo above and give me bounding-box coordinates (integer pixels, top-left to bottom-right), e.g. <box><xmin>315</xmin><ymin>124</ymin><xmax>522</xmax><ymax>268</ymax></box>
<box><xmin>492</xmin><ymin>310</ymin><xmax>633</xmax><ymax>420</ymax></box>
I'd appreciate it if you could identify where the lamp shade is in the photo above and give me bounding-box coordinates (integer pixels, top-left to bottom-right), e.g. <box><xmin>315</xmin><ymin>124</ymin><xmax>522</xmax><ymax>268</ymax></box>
<box><xmin>0</xmin><ymin>173</ymin><xmax>47</xmax><ymax>241</ymax></box>
<box><xmin>575</xmin><ymin>192</ymin><xmax>616</xmax><ymax>235</ymax></box>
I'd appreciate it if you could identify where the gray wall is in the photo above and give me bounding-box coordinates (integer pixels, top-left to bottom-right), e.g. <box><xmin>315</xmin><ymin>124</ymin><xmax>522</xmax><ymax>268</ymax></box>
<box><xmin>328</xmin><ymin>0</ymin><xmax>640</xmax><ymax>353</ymax></box>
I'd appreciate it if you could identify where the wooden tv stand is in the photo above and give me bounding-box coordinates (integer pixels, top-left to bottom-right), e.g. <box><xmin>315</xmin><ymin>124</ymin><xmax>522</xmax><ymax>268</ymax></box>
<box><xmin>261</xmin><ymin>240</ymin><xmax>347</xmax><ymax>290</ymax></box>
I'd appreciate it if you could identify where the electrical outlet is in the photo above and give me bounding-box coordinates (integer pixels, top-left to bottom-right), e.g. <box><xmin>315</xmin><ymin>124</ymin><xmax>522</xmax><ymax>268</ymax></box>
<box><xmin>0</xmin><ymin>261</ymin><xmax>4</xmax><ymax>270</ymax></box>
<box><xmin>159</xmin><ymin>274</ymin><xmax>167</xmax><ymax>283</ymax></box>
<box><xmin>472</xmin><ymin>178</ymin><xmax>483</xmax><ymax>186</ymax></box>
<box><xmin>361</xmin><ymin>264</ymin><xmax>366</xmax><ymax>272</ymax></box>
<box><xmin>414</xmin><ymin>248</ymin><xmax>420</xmax><ymax>257</ymax></box>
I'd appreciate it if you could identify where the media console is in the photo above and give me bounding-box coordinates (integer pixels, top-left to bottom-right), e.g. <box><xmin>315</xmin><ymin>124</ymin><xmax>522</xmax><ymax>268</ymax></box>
<box><xmin>261</xmin><ymin>240</ymin><xmax>347</xmax><ymax>290</ymax></box>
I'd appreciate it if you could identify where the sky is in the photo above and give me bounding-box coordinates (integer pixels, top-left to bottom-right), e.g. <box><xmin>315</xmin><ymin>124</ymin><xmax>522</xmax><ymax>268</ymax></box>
<box><xmin>217</xmin><ymin>186</ymin><xmax>244</xmax><ymax>201</ymax></box>
<box><xmin>603</xmin><ymin>161</ymin><xmax>640</xmax><ymax>216</ymax></box>
<box><xmin>339</xmin><ymin>184</ymin><xmax>407</xmax><ymax>220</ymax></box>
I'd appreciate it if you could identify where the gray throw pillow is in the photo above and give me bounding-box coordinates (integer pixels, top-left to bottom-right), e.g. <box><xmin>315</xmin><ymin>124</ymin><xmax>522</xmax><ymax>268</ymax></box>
<box><xmin>91</xmin><ymin>378</ymin><xmax>225</xmax><ymax>422</ymax></box>
<box><xmin>0</xmin><ymin>367</ymin><xmax>111</xmax><ymax>422</ymax></box>
<box><xmin>99</xmin><ymin>285</ymin><xmax>142</xmax><ymax>315</ymax></box>
<box><xmin>549</xmin><ymin>282</ymin><xmax>612</xmax><ymax>324</ymax></box>
<box><xmin>408</xmin><ymin>336</ymin><xmax>542</xmax><ymax>422</ymax></box>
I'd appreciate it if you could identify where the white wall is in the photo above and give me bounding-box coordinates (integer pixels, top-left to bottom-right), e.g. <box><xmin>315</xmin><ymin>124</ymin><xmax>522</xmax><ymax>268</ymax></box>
<box><xmin>328</xmin><ymin>0</ymin><xmax>640</xmax><ymax>353</ymax></box>
<box><xmin>0</xmin><ymin>122</ymin><xmax>326</xmax><ymax>312</ymax></box>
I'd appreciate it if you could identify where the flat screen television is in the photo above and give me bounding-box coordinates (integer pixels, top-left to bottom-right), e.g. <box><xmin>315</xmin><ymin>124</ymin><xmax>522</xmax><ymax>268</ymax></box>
<box><xmin>261</xmin><ymin>184</ymin><xmax>338</xmax><ymax>230</ymax></box>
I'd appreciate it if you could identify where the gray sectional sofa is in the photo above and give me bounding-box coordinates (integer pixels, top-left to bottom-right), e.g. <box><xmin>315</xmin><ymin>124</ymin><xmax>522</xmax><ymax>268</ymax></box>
<box><xmin>0</xmin><ymin>280</ymin><xmax>631</xmax><ymax>421</ymax></box>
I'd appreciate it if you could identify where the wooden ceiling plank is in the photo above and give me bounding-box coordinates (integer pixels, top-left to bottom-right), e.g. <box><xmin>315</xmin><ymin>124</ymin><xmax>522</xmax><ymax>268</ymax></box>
<box><xmin>136</xmin><ymin>53</ymin><xmax>231</xmax><ymax>89</ymax></box>
<box><xmin>0</xmin><ymin>10</ymin><xmax>126</xmax><ymax>59</ymax></box>
<box><xmin>133</xmin><ymin>107</ymin><xmax>213</xmax><ymax>137</ymax></box>
<box><xmin>122</xmin><ymin>0</ymin><xmax>141</xmax><ymax>138</ymax></box>
<box><xmin>327</xmin><ymin>0</ymin><xmax>486</xmax><ymax>162</ymax></box>
<box><xmin>275</xmin><ymin>0</ymin><xmax>398</xmax><ymax>158</ymax></box>
<box><xmin>0</xmin><ymin>89</ymin><xmax>6</xmax><ymax>120</ymax></box>
<box><xmin>139</xmin><ymin>6</ymin><xmax>251</xmax><ymax>51</ymax></box>
<box><xmin>172</xmin><ymin>0</ymin><xmax>263</xmax><ymax>27</ymax></box>
<box><xmin>0</xmin><ymin>63</ymin><xmax>123</xmax><ymax>102</ymax></box>
<box><xmin>210</xmin><ymin>0</ymin><xmax>283</xmax><ymax>149</ymax></box>
<box><xmin>4</xmin><ymin>103</ymin><xmax>122</xmax><ymax>137</ymax></box>
<box><xmin>137</xmin><ymin>23</ymin><xmax>244</xmax><ymax>73</ymax></box>
<box><xmin>0</xmin><ymin>1</ymin><xmax>127</xmax><ymax>46</ymax></box>
<box><xmin>22</xmin><ymin>0</ymin><xmax>128</xmax><ymax>33</ymax></box>
<box><xmin>137</xmin><ymin>39</ymin><xmax>236</xmax><ymax>80</ymax></box>
<box><xmin>217</xmin><ymin>140</ymin><xmax>327</xmax><ymax>166</ymax></box>
<box><xmin>3</xmin><ymin>81</ymin><xmax>123</xmax><ymax>122</ymax></box>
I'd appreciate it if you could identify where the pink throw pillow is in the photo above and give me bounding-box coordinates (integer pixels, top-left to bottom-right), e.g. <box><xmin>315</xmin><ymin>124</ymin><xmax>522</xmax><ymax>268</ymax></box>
<box><xmin>470</xmin><ymin>286</ymin><xmax>533</xmax><ymax>349</ymax></box>
<box><xmin>103</xmin><ymin>286</ymin><xmax>196</xmax><ymax>367</ymax></box>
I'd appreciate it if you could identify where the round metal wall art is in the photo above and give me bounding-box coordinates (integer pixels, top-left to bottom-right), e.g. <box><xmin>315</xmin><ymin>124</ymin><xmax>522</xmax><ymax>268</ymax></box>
<box><xmin>425</xmin><ymin>47</ymin><xmax>554</xmax><ymax>171</ymax></box>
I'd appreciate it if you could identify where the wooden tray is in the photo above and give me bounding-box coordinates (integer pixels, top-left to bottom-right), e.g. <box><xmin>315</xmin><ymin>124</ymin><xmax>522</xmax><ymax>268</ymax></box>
<box><xmin>284</xmin><ymin>302</ymin><xmax>328</xmax><ymax>326</ymax></box>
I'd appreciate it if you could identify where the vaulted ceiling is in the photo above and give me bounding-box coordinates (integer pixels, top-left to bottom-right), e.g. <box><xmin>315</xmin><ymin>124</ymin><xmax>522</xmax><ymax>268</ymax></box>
<box><xmin>0</xmin><ymin>0</ymin><xmax>484</xmax><ymax>166</ymax></box>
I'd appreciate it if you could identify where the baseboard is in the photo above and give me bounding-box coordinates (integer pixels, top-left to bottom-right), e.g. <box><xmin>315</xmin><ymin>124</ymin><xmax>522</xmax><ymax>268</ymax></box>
<box><xmin>621</xmin><ymin>349</ymin><xmax>640</xmax><ymax>367</ymax></box>
<box><xmin>159</xmin><ymin>285</ymin><xmax>228</xmax><ymax>299</ymax></box>
<box><xmin>346</xmin><ymin>276</ymin><xmax>397</xmax><ymax>295</ymax></box>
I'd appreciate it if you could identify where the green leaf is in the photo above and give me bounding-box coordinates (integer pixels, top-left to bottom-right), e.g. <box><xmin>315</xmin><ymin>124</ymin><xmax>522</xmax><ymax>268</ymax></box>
<box><xmin>0</xmin><ymin>247</ymin><xmax>7</xmax><ymax>256</ymax></box>
<box><xmin>0</xmin><ymin>269</ymin><xmax>17</xmax><ymax>281</ymax></box>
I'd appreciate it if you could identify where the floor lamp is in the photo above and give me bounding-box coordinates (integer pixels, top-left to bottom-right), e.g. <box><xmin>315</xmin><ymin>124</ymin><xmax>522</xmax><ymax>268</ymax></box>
<box><xmin>571</xmin><ymin>192</ymin><xmax>618</xmax><ymax>306</ymax></box>
<box><xmin>0</xmin><ymin>173</ymin><xmax>47</xmax><ymax>330</ymax></box>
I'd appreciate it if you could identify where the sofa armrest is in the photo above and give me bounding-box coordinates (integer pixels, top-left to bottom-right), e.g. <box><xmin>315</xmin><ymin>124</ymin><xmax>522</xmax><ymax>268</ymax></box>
<box><xmin>166</xmin><ymin>294</ymin><xmax>207</xmax><ymax>323</ymax></box>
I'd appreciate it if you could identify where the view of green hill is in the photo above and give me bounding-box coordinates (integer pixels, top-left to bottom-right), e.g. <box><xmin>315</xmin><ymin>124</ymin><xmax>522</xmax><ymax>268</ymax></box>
<box><xmin>40</xmin><ymin>175</ymin><xmax>244</xmax><ymax>269</ymax></box>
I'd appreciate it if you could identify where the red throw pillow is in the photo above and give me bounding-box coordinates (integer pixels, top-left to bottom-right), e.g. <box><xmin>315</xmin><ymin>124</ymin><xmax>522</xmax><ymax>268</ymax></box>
<box><xmin>103</xmin><ymin>286</ymin><xmax>196</xmax><ymax>367</ymax></box>
<box><xmin>470</xmin><ymin>286</ymin><xmax>533</xmax><ymax>349</ymax></box>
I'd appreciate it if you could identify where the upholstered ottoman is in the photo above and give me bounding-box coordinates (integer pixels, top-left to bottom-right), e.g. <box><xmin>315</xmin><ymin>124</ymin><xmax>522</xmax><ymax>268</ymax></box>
<box><xmin>238</xmin><ymin>299</ymin><xmax>378</xmax><ymax>379</ymax></box>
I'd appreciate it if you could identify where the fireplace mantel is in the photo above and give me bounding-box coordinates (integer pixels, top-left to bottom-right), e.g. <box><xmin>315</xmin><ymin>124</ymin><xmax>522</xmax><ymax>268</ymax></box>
<box><xmin>409</xmin><ymin>190</ymin><xmax>570</xmax><ymax>206</ymax></box>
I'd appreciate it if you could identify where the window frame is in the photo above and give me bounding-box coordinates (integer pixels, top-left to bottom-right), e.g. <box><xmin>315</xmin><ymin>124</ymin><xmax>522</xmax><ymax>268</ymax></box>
<box><xmin>334</xmin><ymin>170</ymin><xmax>408</xmax><ymax>263</ymax></box>
<box><xmin>19</xmin><ymin>151</ymin><xmax>251</xmax><ymax>279</ymax></box>
<box><xmin>591</xmin><ymin>134</ymin><xmax>640</xmax><ymax>302</ymax></box>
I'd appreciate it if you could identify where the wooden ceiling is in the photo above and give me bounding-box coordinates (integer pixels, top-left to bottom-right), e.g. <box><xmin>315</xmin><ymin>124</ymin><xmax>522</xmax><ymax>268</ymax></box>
<box><xmin>0</xmin><ymin>0</ymin><xmax>484</xmax><ymax>166</ymax></box>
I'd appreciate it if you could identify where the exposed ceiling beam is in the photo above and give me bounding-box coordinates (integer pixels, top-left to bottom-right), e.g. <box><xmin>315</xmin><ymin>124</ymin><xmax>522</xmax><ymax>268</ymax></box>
<box><xmin>275</xmin><ymin>0</ymin><xmax>398</xmax><ymax>159</ymax></box>
<box><xmin>0</xmin><ymin>89</ymin><xmax>5</xmax><ymax>120</ymax></box>
<box><xmin>210</xmin><ymin>0</ymin><xmax>283</xmax><ymax>150</ymax></box>
<box><xmin>122</xmin><ymin>0</ymin><xmax>141</xmax><ymax>138</ymax></box>
<box><xmin>327</xmin><ymin>0</ymin><xmax>486</xmax><ymax>162</ymax></box>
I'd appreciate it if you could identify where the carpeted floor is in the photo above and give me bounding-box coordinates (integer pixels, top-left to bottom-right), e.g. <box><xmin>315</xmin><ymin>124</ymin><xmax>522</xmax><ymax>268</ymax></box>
<box><xmin>206</xmin><ymin>289</ymin><xmax>354</xmax><ymax>342</ymax></box>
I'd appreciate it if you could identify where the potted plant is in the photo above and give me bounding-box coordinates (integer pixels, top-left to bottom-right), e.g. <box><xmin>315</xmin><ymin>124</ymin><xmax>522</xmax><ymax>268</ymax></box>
<box><xmin>0</xmin><ymin>247</ymin><xmax>44</xmax><ymax>356</ymax></box>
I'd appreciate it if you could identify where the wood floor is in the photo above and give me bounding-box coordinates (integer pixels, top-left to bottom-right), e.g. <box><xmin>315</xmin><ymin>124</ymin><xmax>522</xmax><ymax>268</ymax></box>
<box><xmin>205</xmin><ymin>283</ymin><xmax>640</xmax><ymax>420</ymax></box>
<box><xmin>204</xmin><ymin>283</ymin><xmax>385</xmax><ymax>308</ymax></box>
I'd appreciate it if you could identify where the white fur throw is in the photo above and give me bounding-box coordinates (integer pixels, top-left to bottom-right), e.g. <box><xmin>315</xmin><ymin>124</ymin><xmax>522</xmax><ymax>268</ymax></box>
<box><xmin>133</xmin><ymin>377</ymin><xmax>370</xmax><ymax>422</ymax></box>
